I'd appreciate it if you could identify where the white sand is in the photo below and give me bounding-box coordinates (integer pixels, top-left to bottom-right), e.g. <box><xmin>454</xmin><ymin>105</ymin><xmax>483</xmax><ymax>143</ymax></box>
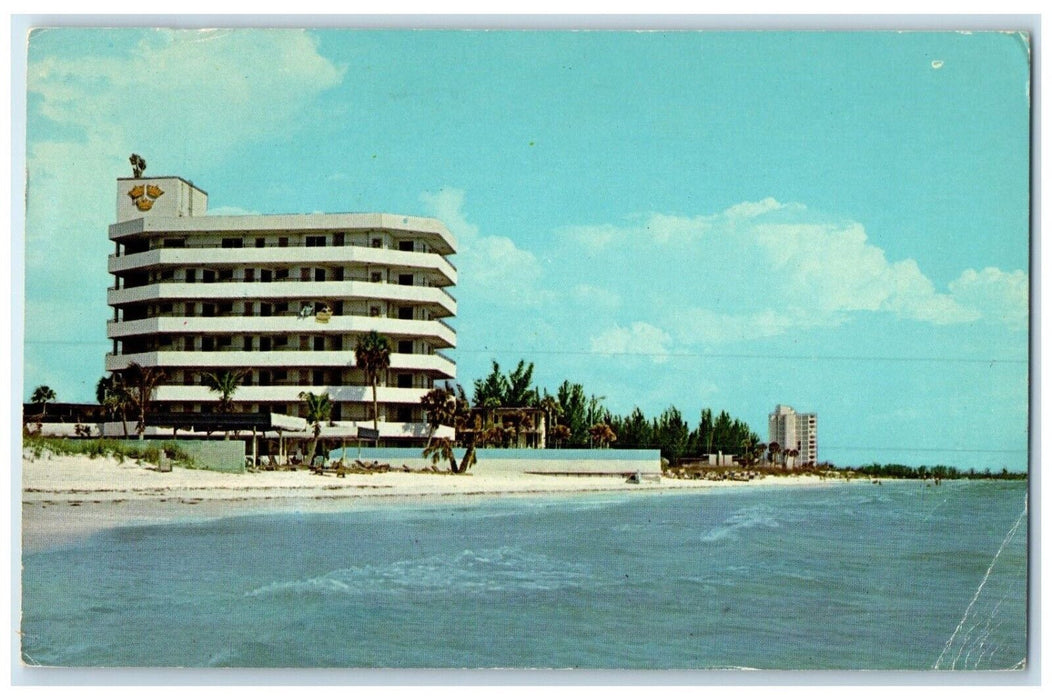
<box><xmin>20</xmin><ymin>452</ymin><xmax>839</xmax><ymax>550</ymax></box>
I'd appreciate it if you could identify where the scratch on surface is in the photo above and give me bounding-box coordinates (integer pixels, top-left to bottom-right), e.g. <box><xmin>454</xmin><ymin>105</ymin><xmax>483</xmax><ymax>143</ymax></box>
<box><xmin>933</xmin><ymin>496</ymin><xmax>1026</xmax><ymax>670</ymax></box>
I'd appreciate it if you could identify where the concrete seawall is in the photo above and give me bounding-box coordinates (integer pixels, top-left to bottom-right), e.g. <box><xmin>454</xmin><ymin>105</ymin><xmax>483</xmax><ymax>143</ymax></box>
<box><xmin>335</xmin><ymin>447</ymin><xmax>662</xmax><ymax>475</ymax></box>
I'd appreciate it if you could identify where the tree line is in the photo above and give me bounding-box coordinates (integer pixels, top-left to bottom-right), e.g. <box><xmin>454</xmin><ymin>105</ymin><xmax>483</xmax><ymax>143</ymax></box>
<box><xmin>434</xmin><ymin>359</ymin><xmax>763</xmax><ymax>463</ymax></box>
<box><xmin>847</xmin><ymin>463</ymin><xmax>1026</xmax><ymax>480</ymax></box>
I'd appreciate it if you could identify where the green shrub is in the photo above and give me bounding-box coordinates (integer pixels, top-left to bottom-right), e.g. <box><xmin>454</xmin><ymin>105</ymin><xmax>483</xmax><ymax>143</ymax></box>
<box><xmin>21</xmin><ymin>435</ymin><xmax>197</xmax><ymax>468</ymax></box>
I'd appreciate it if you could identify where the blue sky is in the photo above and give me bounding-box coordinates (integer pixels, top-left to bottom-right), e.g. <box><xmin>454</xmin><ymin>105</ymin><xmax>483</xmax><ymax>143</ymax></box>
<box><xmin>21</xmin><ymin>28</ymin><xmax>1031</xmax><ymax>470</ymax></box>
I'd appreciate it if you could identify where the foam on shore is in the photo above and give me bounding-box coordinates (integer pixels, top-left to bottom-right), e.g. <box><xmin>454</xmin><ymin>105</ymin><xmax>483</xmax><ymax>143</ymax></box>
<box><xmin>20</xmin><ymin>452</ymin><xmax>840</xmax><ymax>551</ymax></box>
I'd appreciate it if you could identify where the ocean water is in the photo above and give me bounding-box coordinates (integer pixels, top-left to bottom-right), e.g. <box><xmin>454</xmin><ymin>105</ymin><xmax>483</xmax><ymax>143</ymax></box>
<box><xmin>21</xmin><ymin>480</ymin><xmax>1028</xmax><ymax>670</ymax></box>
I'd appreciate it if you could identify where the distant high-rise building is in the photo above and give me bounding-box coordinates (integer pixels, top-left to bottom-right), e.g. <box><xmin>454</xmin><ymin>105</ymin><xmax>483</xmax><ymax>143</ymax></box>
<box><xmin>768</xmin><ymin>404</ymin><xmax>818</xmax><ymax>466</ymax></box>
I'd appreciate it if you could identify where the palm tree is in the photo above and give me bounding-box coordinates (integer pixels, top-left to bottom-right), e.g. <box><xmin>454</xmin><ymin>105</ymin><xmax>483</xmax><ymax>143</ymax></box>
<box><xmin>121</xmin><ymin>363</ymin><xmax>166</xmax><ymax>439</ymax></box>
<box><xmin>422</xmin><ymin>437</ymin><xmax>458</xmax><ymax>472</ymax></box>
<box><xmin>203</xmin><ymin>369</ymin><xmax>246</xmax><ymax>413</ymax></box>
<box><xmin>354</xmin><ymin>331</ymin><xmax>392</xmax><ymax>435</ymax></box>
<box><xmin>204</xmin><ymin>369</ymin><xmax>246</xmax><ymax>438</ymax></box>
<box><xmin>549</xmin><ymin>424</ymin><xmax>572</xmax><ymax>448</ymax></box>
<box><xmin>31</xmin><ymin>385</ymin><xmax>56</xmax><ymax>420</ymax></box>
<box><xmin>768</xmin><ymin>441</ymin><xmax>782</xmax><ymax>469</ymax></box>
<box><xmin>96</xmin><ymin>374</ymin><xmax>132</xmax><ymax>437</ymax></box>
<box><xmin>589</xmin><ymin>422</ymin><xmax>618</xmax><ymax>448</ymax></box>
<box><xmin>434</xmin><ymin>384</ymin><xmax>478</xmax><ymax>474</ymax></box>
<box><xmin>420</xmin><ymin>384</ymin><xmax>458</xmax><ymax>448</ymax></box>
<box><xmin>298</xmin><ymin>391</ymin><xmax>332</xmax><ymax>466</ymax></box>
<box><xmin>538</xmin><ymin>393</ymin><xmax>562</xmax><ymax>445</ymax></box>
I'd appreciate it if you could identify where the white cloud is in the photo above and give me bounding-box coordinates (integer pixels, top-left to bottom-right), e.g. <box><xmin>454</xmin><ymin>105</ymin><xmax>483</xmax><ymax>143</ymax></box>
<box><xmin>671</xmin><ymin>308</ymin><xmax>833</xmax><ymax>345</ymax></box>
<box><xmin>207</xmin><ymin>206</ymin><xmax>261</xmax><ymax>216</ymax></box>
<box><xmin>590</xmin><ymin>322</ymin><xmax>672</xmax><ymax>363</ymax></box>
<box><xmin>949</xmin><ymin>267</ymin><xmax>1029</xmax><ymax>331</ymax></box>
<box><xmin>557</xmin><ymin>199</ymin><xmax>1026</xmax><ymax>341</ymax></box>
<box><xmin>572</xmin><ymin>284</ymin><xmax>621</xmax><ymax>311</ymax></box>
<box><xmin>421</xmin><ymin>188</ymin><xmax>553</xmax><ymax>307</ymax></box>
<box><xmin>26</xmin><ymin>29</ymin><xmax>344</xmax><ymax>248</ymax></box>
<box><xmin>23</xmin><ymin>29</ymin><xmax>345</xmax><ymax>400</ymax></box>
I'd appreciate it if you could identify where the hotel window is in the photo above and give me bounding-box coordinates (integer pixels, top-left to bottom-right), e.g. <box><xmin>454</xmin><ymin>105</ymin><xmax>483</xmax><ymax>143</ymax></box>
<box><xmin>217</xmin><ymin>302</ymin><xmax>233</xmax><ymax>316</ymax></box>
<box><xmin>370</xmin><ymin>271</ymin><xmax>383</xmax><ymax>283</ymax></box>
<box><xmin>255</xmin><ymin>237</ymin><xmax>265</xmax><ymax>248</ymax></box>
<box><xmin>202</xmin><ymin>303</ymin><xmax>216</xmax><ymax>318</ymax></box>
<box><xmin>278</xmin><ymin>237</ymin><xmax>289</xmax><ymax>248</ymax></box>
<box><xmin>306</xmin><ymin>236</ymin><xmax>326</xmax><ymax>247</ymax></box>
<box><xmin>274</xmin><ymin>302</ymin><xmax>289</xmax><ymax>315</ymax></box>
<box><xmin>243</xmin><ymin>337</ymin><xmax>253</xmax><ymax>351</ymax></box>
<box><xmin>260</xmin><ymin>338</ymin><xmax>272</xmax><ymax>351</ymax></box>
<box><xmin>203</xmin><ymin>270</ymin><xmax>216</xmax><ymax>283</ymax></box>
<box><xmin>301</xmin><ymin>267</ymin><xmax>311</xmax><ymax>281</ymax></box>
<box><xmin>399</xmin><ymin>240</ymin><xmax>414</xmax><ymax>252</ymax></box>
<box><xmin>221</xmin><ymin>238</ymin><xmax>243</xmax><ymax>249</ymax></box>
<box><xmin>201</xmin><ymin>337</ymin><xmax>214</xmax><ymax>351</ymax></box>
<box><xmin>314</xmin><ymin>268</ymin><xmax>326</xmax><ymax>282</ymax></box>
<box><xmin>159</xmin><ymin>302</ymin><xmax>173</xmax><ymax>315</ymax></box>
<box><xmin>261</xmin><ymin>269</ymin><xmax>273</xmax><ymax>283</ymax></box>
<box><xmin>371</xmin><ymin>238</ymin><xmax>383</xmax><ymax>248</ymax></box>
<box><xmin>273</xmin><ymin>369</ymin><xmax>288</xmax><ymax>383</ymax></box>
<box><xmin>244</xmin><ymin>269</ymin><xmax>255</xmax><ymax>282</ymax></box>
<box><xmin>273</xmin><ymin>336</ymin><xmax>288</xmax><ymax>349</ymax></box>
<box><xmin>369</xmin><ymin>306</ymin><xmax>381</xmax><ymax>317</ymax></box>
<box><xmin>332</xmin><ymin>267</ymin><xmax>344</xmax><ymax>281</ymax></box>
<box><xmin>398</xmin><ymin>306</ymin><xmax>413</xmax><ymax>320</ymax></box>
<box><xmin>243</xmin><ymin>302</ymin><xmax>254</xmax><ymax>317</ymax></box>
<box><xmin>398</xmin><ymin>340</ymin><xmax>413</xmax><ymax>354</ymax></box>
<box><xmin>314</xmin><ymin>337</ymin><xmax>325</xmax><ymax>351</ymax></box>
<box><xmin>397</xmin><ymin>374</ymin><xmax>413</xmax><ymax>389</ymax></box>
<box><xmin>312</xmin><ymin>370</ymin><xmax>326</xmax><ymax>385</ymax></box>
<box><xmin>333</xmin><ymin>233</ymin><xmax>345</xmax><ymax>246</ymax></box>
<box><xmin>162</xmin><ymin>238</ymin><xmax>186</xmax><ymax>248</ymax></box>
<box><xmin>218</xmin><ymin>269</ymin><xmax>234</xmax><ymax>282</ymax></box>
<box><xmin>275</xmin><ymin>269</ymin><xmax>289</xmax><ymax>281</ymax></box>
<box><xmin>398</xmin><ymin>274</ymin><xmax>414</xmax><ymax>286</ymax></box>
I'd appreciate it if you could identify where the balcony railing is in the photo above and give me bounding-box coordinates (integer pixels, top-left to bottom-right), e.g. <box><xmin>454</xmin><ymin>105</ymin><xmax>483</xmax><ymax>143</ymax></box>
<box><xmin>107</xmin><ymin>281</ymin><xmax>457</xmax><ymax>314</ymax></box>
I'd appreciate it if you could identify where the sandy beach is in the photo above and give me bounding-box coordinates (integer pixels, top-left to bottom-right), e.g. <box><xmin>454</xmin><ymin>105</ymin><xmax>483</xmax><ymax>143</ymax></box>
<box><xmin>21</xmin><ymin>451</ymin><xmax>836</xmax><ymax>551</ymax></box>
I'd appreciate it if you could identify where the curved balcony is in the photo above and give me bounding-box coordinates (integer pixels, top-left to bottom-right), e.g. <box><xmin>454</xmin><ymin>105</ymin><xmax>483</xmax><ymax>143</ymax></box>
<box><xmin>107</xmin><ymin>316</ymin><xmax>457</xmax><ymax>348</ymax></box>
<box><xmin>108</xmin><ymin>212</ymin><xmax>458</xmax><ymax>255</ymax></box>
<box><xmin>107</xmin><ymin>351</ymin><xmax>456</xmax><ymax>378</ymax></box>
<box><xmin>108</xmin><ymin>281</ymin><xmax>456</xmax><ymax>317</ymax></box>
<box><xmin>151</xmin><ymin>385</ymin><xmax>432</xmax><ymax>405</ymax></box>
<box><xmin>109</xmin><ymin>246</ymin><xmax>456</xmax><ymax>286</ymax></box>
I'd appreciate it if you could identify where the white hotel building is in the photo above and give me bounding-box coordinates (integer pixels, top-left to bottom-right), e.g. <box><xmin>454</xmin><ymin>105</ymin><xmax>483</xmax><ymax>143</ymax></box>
<box><xmin>768</xmin><ymin>404</ymin><xmax>818</xmax><ymax>466</ymax></box>
<box><xmin>106</xmin><ymin>173</ymin><xmax>457</xmax><ymax>444</ymax></box>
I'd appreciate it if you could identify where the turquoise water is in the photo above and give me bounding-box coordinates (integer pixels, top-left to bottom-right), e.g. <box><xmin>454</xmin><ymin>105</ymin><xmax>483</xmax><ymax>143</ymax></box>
<box><xmin>21</xmin><ymin>480</ymin><xmax>1028</xmax><ymax>669</ymax></box>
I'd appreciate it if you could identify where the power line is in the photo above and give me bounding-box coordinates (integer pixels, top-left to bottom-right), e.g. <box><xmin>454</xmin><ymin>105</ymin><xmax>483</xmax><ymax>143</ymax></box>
<box><xmin>454</xmin><ymin>347</ymin><xmax>1028</xmax><ymax>365</ymax></box>
<box><xmin>820</xmin><ymin>446</ymin><xmax>1028</xmax><ymax>454</ymax></box>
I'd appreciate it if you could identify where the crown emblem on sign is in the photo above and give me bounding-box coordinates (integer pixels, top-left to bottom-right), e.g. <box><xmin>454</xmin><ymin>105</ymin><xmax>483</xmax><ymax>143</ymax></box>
<box><xmin>128</xmin><ymin>183</ymin><xmax>164</xmax><ymax>211</ymax></box>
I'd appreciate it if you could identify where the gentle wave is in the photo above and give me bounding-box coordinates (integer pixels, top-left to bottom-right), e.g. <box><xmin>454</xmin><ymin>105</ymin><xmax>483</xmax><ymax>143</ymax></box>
<box><xmin>700</xmin><ymin>505</ymin><xmax>783</xmax><ymax>542</ymax></box>
<box><xmin>246</xmin><ymin>546</ymin><xmax>590</xmax><ymax>597</ymax></box>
